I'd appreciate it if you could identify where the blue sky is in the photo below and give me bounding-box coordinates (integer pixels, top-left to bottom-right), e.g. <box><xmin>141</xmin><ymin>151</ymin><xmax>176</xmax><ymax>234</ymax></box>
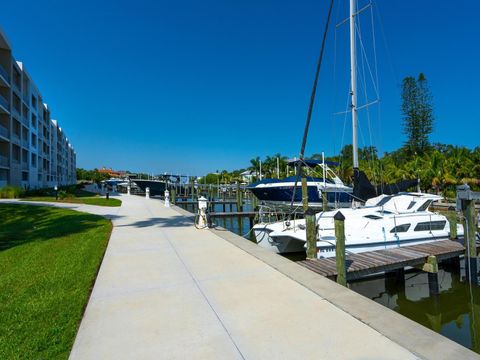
<box><xmin>0</xmin><ymin>0</ymin><xmax>478</xmax><ymax>175</ymax></box>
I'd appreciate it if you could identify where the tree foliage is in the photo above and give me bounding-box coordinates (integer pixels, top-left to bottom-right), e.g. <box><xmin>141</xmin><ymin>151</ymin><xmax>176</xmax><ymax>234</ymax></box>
<box><xmin>401</xmin><ymin>73</ymin><xmax>434</xmax><ymax>154</ymax></box>
<box><xmin>76</xmin><ymin>168</ymin><xmax>110</xmax><ymax>182</ymax></box>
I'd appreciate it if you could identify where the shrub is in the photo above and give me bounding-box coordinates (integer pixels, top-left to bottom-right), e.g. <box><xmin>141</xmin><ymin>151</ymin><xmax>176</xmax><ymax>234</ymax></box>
<box><xmin>58</xmin><ymin>190</ymin><xmax>68</xmax><ymax>200</ymax></box>
<box><xmin>0</xmin><ymin>186</ymin><xmax>23</xmax><ymax>199</ymax></box>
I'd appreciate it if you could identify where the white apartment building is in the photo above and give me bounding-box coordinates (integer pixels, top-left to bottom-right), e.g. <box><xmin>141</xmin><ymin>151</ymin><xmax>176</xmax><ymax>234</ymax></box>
<box><xmin>0</xmin><ymin>28</ymin><xmax>76</xmax><ymax>188</ymax></box>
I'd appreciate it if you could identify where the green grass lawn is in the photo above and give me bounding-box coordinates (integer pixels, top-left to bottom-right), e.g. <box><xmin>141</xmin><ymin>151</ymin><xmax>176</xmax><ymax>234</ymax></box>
<box><xmin>0</xmin><ymin>204</ymin><xmax>112</xmax><ymax>359</ymax></box>
<box><xmin>23</xmin><ymin>196</ymin><xmax>122</xmax><ymax>207</ymax></box>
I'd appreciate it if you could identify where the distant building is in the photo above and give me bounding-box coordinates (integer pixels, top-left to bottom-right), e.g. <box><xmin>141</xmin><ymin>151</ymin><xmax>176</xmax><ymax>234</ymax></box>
<box><xmin>0</xmin><ymin>28</ymin><xmax>76</xmax><ymax>188</ymax></box>
<box><xmin>240</xmin><ymin>170</ymin><xmax>258</xmax><ymax>183</ymax></box>
<box><xmin>97</xmin><ymin>167</ymin><xmax>121</xmax><ymax>178</ymax></box>
<box><xmin>97</xmin><ymin>168</ymin><xmax>134</xmax><ymax>178</ymax></box>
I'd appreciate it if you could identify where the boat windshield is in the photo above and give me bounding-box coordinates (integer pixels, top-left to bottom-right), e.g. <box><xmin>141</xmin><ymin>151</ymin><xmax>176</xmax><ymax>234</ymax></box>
<box><xmin>417</xmin><ymin>200</ymin><xmax>432</xmax><ymax>211</ymax></box>
<box><xmin>375</xmin><ymin>196</ymin><xmax>392</xmax><ymax>207</ymax></box>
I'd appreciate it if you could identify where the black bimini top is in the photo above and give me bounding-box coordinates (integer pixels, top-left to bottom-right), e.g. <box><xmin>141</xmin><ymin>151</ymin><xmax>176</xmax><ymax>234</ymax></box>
<box><xmin>287</xmin><ymin>159</ymin><xmax>339</xmax><ymax>168</ymax></box>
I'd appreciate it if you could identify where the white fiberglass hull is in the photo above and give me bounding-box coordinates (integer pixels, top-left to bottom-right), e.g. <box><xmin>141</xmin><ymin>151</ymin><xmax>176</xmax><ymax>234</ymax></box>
<box><xmin>253</xmin><ymin>224</ymin><xmax>305</xmax><ymax>253</ymax></box>
<box><xmin>263</xmin><ymin>193</ymin><xmax>468</xmax><ymax>258</ymax></box>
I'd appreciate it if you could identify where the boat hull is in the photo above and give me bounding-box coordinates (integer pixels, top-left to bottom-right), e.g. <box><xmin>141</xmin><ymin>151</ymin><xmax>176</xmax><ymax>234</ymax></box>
<box><xmin>253</xmin><ymin>225</ymin><xmax>305</xmax><ymax>253</ymax></box>
<box><xmin>132</xmin><ymin>180</ymin><xmax>167</xmax><ymax>196</ymax></box>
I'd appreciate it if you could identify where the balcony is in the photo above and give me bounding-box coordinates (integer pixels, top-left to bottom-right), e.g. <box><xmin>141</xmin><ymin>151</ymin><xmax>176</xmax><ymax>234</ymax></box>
<box><xmin>0</xmin><ymin>94</ymin><xmax>9</xmax><ymax>113</ymax></box>
<box><xmin>22</xmin><ymin>92</ymin><xmax>29</xmax><ymax>104</ymax></box>
<box><xmin>0</xmin><ymin>154</ymin><xmax>8</xmax><ymax>168</ymax></box>
<box><xmin>22</xmin><ymin>162</ymin><xmax>28</xmax><ymax>170</ymax></box>
<box><xmin>22</xmin><ymin>139</ymin><xmax>28</xmax><ymax>148</ymax></box>
<box><xmin>0</xmin><ymin>124</ymin><xmax>8</xmax><ymax>139</ymax></box>
<box><xmin>0</xmin><ymin>64</ymin><xmax>9</xmax><ymax>87</ymax></box>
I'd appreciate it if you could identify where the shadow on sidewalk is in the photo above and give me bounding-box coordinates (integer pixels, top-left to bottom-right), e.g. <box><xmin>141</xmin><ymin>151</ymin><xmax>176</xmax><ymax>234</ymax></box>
<box><xmin>117</xmin><ymin>215</ymin><xmax>194</xmax><ymax>228</ymax></box>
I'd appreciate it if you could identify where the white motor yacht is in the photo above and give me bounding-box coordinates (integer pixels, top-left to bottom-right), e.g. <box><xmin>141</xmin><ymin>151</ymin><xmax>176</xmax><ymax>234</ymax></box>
<box><xmin>253</xmin><ymin>193</ymin><xmax>464</xmax><ymax>258</ymax></box>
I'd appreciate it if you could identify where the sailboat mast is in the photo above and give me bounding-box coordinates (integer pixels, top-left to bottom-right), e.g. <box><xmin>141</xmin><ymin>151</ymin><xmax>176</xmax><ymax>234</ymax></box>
<box><xmin>350</xmin><ymin>0</ymin><xmax>359</xmax><ymax>169</ymax></box>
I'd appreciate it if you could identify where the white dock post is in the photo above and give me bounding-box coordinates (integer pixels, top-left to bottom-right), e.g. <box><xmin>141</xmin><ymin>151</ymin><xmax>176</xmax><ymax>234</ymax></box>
<box><xmin>146</xmin><ymin>187</ymin><xmax>150</xmax><ymax>199</ymax></box>
<box><xmin>165</xmin><ymin>189</ymin><xmax>170</xmax><ymax>207</ymax></box>
<box><xmin>127</xmin><ymin>185</ymin><xmax>131</xmax><ymax>195</ymax></box>
<box><xmin>197</xmin><ymin>196</ymin><xmax>208</xmax><ymax>228</ymax></box>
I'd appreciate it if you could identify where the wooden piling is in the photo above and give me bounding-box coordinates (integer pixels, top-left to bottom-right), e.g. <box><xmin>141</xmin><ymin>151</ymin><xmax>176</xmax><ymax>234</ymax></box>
<box><xmin>334</xmin><ymin>211</ymin><xmax>347</xmax><ymax>287</ymax></box>
<box><xmin>448</xmin><ymin>212</ymin><xmax>458</xmax><ymax>239</ymax></box>
<box><xmin>222</xmin><ymin>190</ymin><xmax>226</xmax><ymax>212</ymax></box>
<box><xmin>464</xmin><ymin>199</ymin><xmax>477</xmax><ymax>257</ymax></box>
<box><xmin>171</xmin><ymin>189</ymin><xmax>176</xmax><ymax>205</ymax></box>
<box><xmin>322</xmin><ymin>191</ymin><xmax>328</xmax><ymax>211</ymax></box>
<box><xmin>463</xmin><ymin>198</ymin><xmax>478</xmax><ymax>282</ymax></box>
<box><xmin>302</xmin><ymin>174</ymin><xmax>317</xmax><ymax>259</ymax></box>
<box><xmin>252</xmin><ymin>191</ymin><xmax>258</xmax><ymax>209</ymax></box>
<box><xmin>305</xmin><ymin>207</ymin><xmax>317</xmax><ymax>259</ymax></box>
<box><xmin>301</xmin><ymin>176</ymin><xmax>309</xmax><ymax>212</ymax></box>
<box><xmin>236</xmin><ymin>182</ymin><xmax>243</xmax><ymax>212</ymax></box>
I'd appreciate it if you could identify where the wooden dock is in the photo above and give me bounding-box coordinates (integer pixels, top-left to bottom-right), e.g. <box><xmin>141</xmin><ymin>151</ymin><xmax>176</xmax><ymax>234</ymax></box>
<box><xmin>298</xmin><ymin>239</ymin><xmax>473</xmax><ymax>281</ymax></box>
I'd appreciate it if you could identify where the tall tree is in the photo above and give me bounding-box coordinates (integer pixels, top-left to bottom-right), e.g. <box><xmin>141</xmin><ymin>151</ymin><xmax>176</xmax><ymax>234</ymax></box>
<box><xmin>417</xmin><ymin>73</ymin><xmax>434</xmax><ymax>150</ymax></box>
<box><xmin>401</xmin><ymin>73</ymin><xmax>434</xmax><ymax>154</ymax></box>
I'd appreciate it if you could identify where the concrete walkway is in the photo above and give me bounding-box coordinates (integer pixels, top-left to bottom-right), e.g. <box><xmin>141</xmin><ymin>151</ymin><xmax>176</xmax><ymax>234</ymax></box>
<box><xmin>4</xmin><ymin>195</ymin><xmax>476</xmax><ymax>359</ymax></box>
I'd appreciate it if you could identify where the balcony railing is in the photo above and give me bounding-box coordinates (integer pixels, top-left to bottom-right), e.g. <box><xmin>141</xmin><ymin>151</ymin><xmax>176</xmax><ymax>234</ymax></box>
<box><xmin>0</xmin><ymin>94</ymin><xmax>9</xmax><ymax>111</ymax></box>
<box><xmin>0</xmin><ymin>124</ymin><xmax>8</xmax><ymax>138</ymax></box>
<box><xmin>0</xmin><ymin>154</ymin><xmax>8</xmax><ymax>167</ymax></box>
<box><xmin>0</xmin><ymin>64</ymin><xmax>9</xmax><ymax>82</ymax></box>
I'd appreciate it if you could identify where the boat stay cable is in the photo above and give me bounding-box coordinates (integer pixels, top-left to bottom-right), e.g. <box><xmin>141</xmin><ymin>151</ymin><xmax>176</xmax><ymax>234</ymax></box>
<box><xmin>289</xmin><ymin>0</ymin><xmax>335</xmax><ymax>213</ymax></box>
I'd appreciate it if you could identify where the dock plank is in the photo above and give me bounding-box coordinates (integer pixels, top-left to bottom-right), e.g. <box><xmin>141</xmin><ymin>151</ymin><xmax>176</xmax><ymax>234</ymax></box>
<box><xmin>298</xmin><ymin>239</ymin><xmax>471</xmax><ymax>280</ymax></box>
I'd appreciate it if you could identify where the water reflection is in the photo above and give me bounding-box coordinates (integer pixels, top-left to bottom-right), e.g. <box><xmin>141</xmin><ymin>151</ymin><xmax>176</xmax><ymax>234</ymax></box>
<box><xmin>350</xmin><ymin>260</ymin><xmax>480</xmax><ymax>353</ymax></box>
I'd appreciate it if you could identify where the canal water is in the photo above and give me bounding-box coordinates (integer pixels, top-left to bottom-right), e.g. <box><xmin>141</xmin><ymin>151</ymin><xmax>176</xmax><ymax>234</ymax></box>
<box><xmin>350</xmin><ymin>262</ymin><xmax>480</xmax><ymax>354</ymax></box>
<box><xmin>174</xmin><ymin>196</ymin><xmax>479</xmax><ymax>354</ymax></box>
<box><xmin>175</xmin><ymin>197</ymin><xmax>257</xmax><ymax>240</ymax></box>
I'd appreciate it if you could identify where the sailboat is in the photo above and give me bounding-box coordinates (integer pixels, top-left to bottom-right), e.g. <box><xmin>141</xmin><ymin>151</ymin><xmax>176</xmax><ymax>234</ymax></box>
<box><xmin>252</xmin><ymin>0</ymin><xmax>460</xmax><ymax>256</ymax></box>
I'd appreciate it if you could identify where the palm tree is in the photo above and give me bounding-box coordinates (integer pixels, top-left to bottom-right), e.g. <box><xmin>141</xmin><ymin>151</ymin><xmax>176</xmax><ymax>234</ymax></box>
<box><xmin>248</xmin><ymin>157</ymin><xmax>260</xmax><ymax>180</ymax></box>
